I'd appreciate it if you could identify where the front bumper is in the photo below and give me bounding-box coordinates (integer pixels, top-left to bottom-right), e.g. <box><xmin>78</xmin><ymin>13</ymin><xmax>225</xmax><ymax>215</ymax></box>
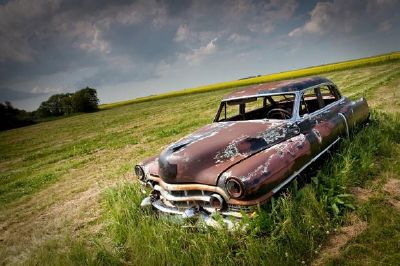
<box><xmin>141</xmin><ymin>196</ymin><xmax>239</xmax><ymax>229</ymax></box>
<box><xmin>139</xmin><ymin>176</ymin><xmax>258</xmax><ymax>228</ymax></box>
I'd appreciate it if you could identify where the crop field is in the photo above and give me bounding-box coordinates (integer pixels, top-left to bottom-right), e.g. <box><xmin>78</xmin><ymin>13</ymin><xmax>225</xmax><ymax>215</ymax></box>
<box><xmin>99</xmin><ymin>51</ymin><xmax>400</xmax><ymax>110</ymax></box>
<box><xmin>1</xmin><ymin>57</ymin><xmax>400</xmax><ymax>265</ymax></box>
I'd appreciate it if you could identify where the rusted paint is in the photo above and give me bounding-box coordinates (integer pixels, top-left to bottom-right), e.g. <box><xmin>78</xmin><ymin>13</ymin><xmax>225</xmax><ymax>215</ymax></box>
<box><xmin>158</xmin><ymin>120</ymin><xmax>298</xmax><ymax>186</ymax></box>
<box><xmin>136</xmin><ymin>76</ymin><xmax>370</xmax><ymax>218</ymax></box>
<box><xmin>223</xmin><ymin>76</ymin><xmax>333</xmax><ymax>101</ymax></box>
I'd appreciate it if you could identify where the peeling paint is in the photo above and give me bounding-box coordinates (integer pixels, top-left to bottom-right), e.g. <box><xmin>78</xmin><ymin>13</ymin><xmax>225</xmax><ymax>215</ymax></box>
<box><xmin>137</xmin><ymin>76</ymin><xmax>370</xmax><ymax>216</ymax></box>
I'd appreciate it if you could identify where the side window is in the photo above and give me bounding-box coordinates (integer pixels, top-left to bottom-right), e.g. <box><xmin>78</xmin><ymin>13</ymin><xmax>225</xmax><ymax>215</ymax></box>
<box><xmin>300</xmin><ymin>85</ymin><xmax>340</xmax><ymax>117</ymax></box>
<box><xmin>320</xmin><ymin>85</ymin><xmax>339</xmax><ymax>105</ymax></box>
<box><xmin>245</xmin><ymin>97</ymin><xmax>264</xmax><ymax>113</ymax></box>
<box><xmin>300</xmin><ymin>88</ymin><xmax>319</xmax><ymax>116</ymax></box>
<box><xmin>224</xmin><ymin>102</ymin><xmax>240</xmax><ymax>120</ymax></box>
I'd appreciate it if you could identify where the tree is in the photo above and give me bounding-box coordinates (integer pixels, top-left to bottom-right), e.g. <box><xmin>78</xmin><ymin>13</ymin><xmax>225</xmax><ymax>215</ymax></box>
<box><xmin>35</xmin><ymin>87</ymin><xmax>99</xmax><ymax>118</ymax></box>
<box><xmin>71</xmin><ymin>87</ymin><xmax>99</xmax><ymax>113</ymax></box>
<box><xmin>0</xmin><ymin>101</ymin><xmax>35</xmax><ymax>131</ymax></box>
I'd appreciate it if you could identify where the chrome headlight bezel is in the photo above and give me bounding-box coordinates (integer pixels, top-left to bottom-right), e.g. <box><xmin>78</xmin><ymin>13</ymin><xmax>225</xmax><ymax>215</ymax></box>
<box><xmin>134</xmin><ymin>165</ymin><xmax>145</xmax><ymax>181</ymax></box>
<box><xmin>225</xmin><ymin>178</ymin><xmax>244</xmax><ymax>199</ymax></box>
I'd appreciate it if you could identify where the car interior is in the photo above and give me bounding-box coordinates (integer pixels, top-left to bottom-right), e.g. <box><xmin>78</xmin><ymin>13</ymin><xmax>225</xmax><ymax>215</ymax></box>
<box><xmin>299</xmin><ymin>86</ymin><xmax>340</xmax><ymax>116</ymax></box>
<box><xmin>216</xmin><ymin>85</ymin><xmax>340</xmax><ymax>122</ymax></box>
<box><xmin>216</xmin><ymin>94</ymin><xmax>296</xmax><ymax>121</ymax></box>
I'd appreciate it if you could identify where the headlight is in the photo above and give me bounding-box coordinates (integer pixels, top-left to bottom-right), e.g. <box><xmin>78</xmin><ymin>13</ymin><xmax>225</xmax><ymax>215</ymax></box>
<box><xmin>134</xmin><ymin>165</ymin><xmax>145</xmax><ymax>181</ymax></box>
<box><xmin>225</xmin><ymin>178</ymin><xmax>244</xmax><ymax>198</ymax></box>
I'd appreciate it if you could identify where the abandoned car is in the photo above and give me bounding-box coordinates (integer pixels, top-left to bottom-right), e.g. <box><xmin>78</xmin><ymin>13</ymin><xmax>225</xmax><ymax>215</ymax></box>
<box><xmin>135</xmin><ymin>76</ymin><xmax>369</xmax><ymax>224</ymax></box>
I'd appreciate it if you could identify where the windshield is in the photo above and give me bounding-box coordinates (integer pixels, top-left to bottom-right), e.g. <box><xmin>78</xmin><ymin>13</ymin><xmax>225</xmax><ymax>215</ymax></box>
<box><xmin>215</xmin><ymin>94</ymin><xmax>296</xmax><ymax>122</ymax></box>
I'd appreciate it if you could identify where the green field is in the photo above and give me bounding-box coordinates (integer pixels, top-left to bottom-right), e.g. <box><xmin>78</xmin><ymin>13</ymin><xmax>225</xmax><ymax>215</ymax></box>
<box><xmin>1</xmin><ymin>56</ymin><xmax>400</xmax><ymax>265</ymax></box>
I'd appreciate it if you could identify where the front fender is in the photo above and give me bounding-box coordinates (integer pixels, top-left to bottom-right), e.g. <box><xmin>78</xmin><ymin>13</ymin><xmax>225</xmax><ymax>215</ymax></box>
<box><xmin>219</xmin><ymin>134</ymin><xmax>313</xmax><ymax>203</ymax></box>
<box><xmin>138</xmin><ymin>155</ymin><xmax>159</xmax><ymax>179</ymax></box>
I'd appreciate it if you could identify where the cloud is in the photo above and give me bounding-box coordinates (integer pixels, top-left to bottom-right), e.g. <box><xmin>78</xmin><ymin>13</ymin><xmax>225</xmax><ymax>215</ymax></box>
<box><xmin>289</xmin><ymin>0</ymin><xmax>400</xmax><ymax>37</ymax></box>
<box><xmin>0</xmin><ymin>0</ymin><xmax>62</xmax><ymax>62</ymax></box>
<box><xmin>228</xmin><ymin>33</ymin><xmax>250</xmax><ymax>43</ymax></box>
<box><xmin>379</xmin><ymin>20</ymin><xmax>392</xmax><ymax>32</ymax></box>
<box><xmin>31</xmin><ymin>86</ymin><xmax>62</xmax><ymax>94</ymax></box>
<box><xmin>155</xmin><ymin>60</ymin><xmax>171</xmax><ymax>77</ymax></box>
<box><xmin>0</xmin><ymin>87</ymin><xmax>47</xmax><ymax>101</ymax></box>
<box><xmin>174</xmin><ymin>24</ymin><xmax>189</xmax><ymax>42</ymax></box>
<box><xmin>0</xmin><ymin>0</ymin><xmax>172</xmax><ymax>64</ymax></box>
<box><xmin>289</xmin><ymin>1</ymin><xmax>353</xmax><ymax>37</ymax></box>
<box><xmin>76</xmin><ymin>25</ymin><xmax>111</xmax><ymax>55</ymax></box>
<box><xmin>245</xmin><ymin>0</ymin><xmax>298</xmax><ymax>33</ymax></box>
<box><xmin>1</xmin><ymin>0</ymin><xmax>399</xmax><ymax>109</ymax></box>
<box><xmin>180</xmin><ymin>38</ymin><xmax>218</xmax><ymax>65</ymax></box>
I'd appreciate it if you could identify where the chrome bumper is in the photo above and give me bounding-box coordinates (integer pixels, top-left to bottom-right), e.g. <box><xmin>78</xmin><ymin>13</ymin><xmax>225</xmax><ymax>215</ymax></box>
<box><xmin>139</xmin><ymin>175</ymin><xmax>257</xmax><ymax>228</ymax></box>
<box><xmin>140</xmin><ymin>196</ymin><xmax>240</xmax><ymax>229</ymax></box>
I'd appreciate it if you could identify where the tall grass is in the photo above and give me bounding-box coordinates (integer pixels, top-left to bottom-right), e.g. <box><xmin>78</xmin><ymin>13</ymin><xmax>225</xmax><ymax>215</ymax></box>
<box><xmin>100</xmin><ymin>52</ymin><xmax>400</xmax><ymax>110</ymax></box>
<box><xmin>27</xmin><ymin>112</ymin><xmax>398</xmax><ymax>265</ymax></box>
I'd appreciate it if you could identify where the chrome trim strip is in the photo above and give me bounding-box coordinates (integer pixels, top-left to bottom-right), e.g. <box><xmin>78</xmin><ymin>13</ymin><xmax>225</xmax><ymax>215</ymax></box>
<box><xmin>298</xmin><ymin>97</ymin><xmax>346</xmax><ymax>121</ymax></box>
<box><xmin>221</xmin><ymin>91</ymin><xmax>298</xmax><ymax>102</ymax></box>
<box><xmin>154</xmin><ymin>185</ymin><xmax>211</xmax><ymax>202</ymax></box>
<box><xmin>338</xmin><ymin>113</ymin><xmax>349</xmax><ymax>138</ymax></box>
<box><xmin>222</xmin><ymin>82</ymin><xmax>335</xmax><ymax>101</ymax></box>
<box><xmin>220</xmin><ymin>211</ymin><xmax>243</xmax><ymax>218</ymax></box>
<box><xmin>146</xmin><ymin>175</ymin><xmax>230</xmax><ymax>200</ymax></box>
<box><xmin>151</xmin><ymin>199</ymin><xmax>243</xmax><ymax>218</ymax></box>
<box><xmin>272</xmin><ymin>137</ymin><xmax>341</xmax><ymax>194</ymax></box>
<box><xmin>152</xmin><ymin>200</ymin><xmax>182</xmax><ymax>215</ymax></box>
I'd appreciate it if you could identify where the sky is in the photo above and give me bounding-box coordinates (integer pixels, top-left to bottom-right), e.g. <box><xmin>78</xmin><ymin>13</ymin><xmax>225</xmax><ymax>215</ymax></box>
<box><xmin>0</xmin><ymin>0</ymin><xmax>399</xmax><ymax>111</ymax></box>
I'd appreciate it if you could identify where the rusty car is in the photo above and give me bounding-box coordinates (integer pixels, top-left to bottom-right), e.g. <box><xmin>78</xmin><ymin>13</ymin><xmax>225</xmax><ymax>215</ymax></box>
<box><xmin>135</xmin><ymin>76</ymin><xmax>369</xmax><ymax>225</ymax></box>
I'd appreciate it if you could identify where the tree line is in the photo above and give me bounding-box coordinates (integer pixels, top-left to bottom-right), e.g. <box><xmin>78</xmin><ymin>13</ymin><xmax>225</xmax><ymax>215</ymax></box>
<box><xmin>1</xmin><ymin>87</ymin><xmax>99</xmax><ymax>131</ymax></box>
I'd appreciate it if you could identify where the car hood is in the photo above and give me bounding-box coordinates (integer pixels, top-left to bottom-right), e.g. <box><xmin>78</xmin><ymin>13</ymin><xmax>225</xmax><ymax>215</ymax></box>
<box><xmin>158</xmin><ymin>120</ymin><xmax>300</xmax><ymax>185</ymax></box>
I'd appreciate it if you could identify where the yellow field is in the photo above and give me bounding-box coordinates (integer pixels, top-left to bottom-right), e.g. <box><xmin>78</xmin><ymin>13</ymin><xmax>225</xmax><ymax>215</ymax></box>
<box><xmin>100</xmin><ymin>51</ymin><xmax>400</xmax><ymax>110</ymax></box>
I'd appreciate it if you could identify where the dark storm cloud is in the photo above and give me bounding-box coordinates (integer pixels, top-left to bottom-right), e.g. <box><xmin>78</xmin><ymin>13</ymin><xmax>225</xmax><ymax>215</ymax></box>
<box><xmin>289</xmin><ymin>0</ymin><xmax>400</xmax><ymax>37</ymax></box>
<box><xmin>0</xmin><ymin>87</ymin><xmax>45</xmax><ymax>101</ymax></box>
<box><xmin>0</xmin><ymin>0</ymin><xmax>399</xmax><ymax>108</ymax></box>
<box><xmin>0</xmin><ymin>0</ymin><xmax>299</xmax><ymax>87</ymax></box>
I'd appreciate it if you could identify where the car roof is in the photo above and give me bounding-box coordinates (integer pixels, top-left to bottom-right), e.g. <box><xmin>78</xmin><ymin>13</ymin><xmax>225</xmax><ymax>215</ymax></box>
<box><xmin>222</xmin><ymin>76</ymin><xmax>334</xmax><ymax>101</ymax></box>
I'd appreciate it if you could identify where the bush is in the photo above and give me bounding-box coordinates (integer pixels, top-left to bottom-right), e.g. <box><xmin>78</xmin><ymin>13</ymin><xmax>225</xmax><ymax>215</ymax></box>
<box><xmin>0</xmin><ymin>101</ymin><xmax>35</xmax><ymax>131</ymax></box>
<box><xmin>72</xmin><ymin>87</ymin><xmax>99</xmax><ymax>113</ymax></box>
<box><xmin>37</xmin><ymin>87</ymin><xmax>99</xmax><ymax>118</ymax></box>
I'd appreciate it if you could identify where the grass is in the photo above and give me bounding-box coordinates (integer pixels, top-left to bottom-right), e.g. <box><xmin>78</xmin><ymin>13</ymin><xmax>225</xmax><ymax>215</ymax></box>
<box><xmin>0</xmin><ymin>57</ymin><xmax>399</xmax><ymax>265</ymax></box>
<box><xmin>328</xmin><ymin>201</ymin><xmax>400</xmax><ymax>265</ymax></box>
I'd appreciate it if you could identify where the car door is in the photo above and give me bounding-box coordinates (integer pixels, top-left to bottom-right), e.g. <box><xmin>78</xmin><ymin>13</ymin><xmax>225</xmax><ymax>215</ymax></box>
<box><xmin>297</xmin><ymin>85</ymin><xmax>343</xmax><ymax>157</ymax></box>
<box><xmin>315</xmin><ymin>85</ymin><xmax>346</xmax><ymax>149</ymax></box>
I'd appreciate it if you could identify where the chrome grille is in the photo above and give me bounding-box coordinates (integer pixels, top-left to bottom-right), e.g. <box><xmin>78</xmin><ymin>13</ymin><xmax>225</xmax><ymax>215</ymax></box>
<box><xmin>151</xmin><ymin>180</ymin><xmax>258</xmax><ymax>215</ymax></box>
<box><xmin>228</xmin><ymin>204</ymin><xmax>258</xmax><ymax>213</ymax></box>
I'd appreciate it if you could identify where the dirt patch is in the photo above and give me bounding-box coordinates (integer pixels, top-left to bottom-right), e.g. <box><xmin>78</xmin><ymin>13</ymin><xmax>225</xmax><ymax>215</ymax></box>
<box><xmin>369</xmin><ymin>76</ymin><xmax>400</xmax><ymax>112</ymax></box>
<box><xmin>383</xmin><ymin>178</ymin><xmax>400</xmax><ymax>197</ymax></box>
<box><xmin>350</xmin><ymin>187</ymin><xmax>373</xmax><ymax>202</ymax></box>
<box><xmin>387</xmin><ymin>198</ymin><xmax>400</xmax><ymax>210</ymax></box>
<box><xmin>312</xmin><ymin>214</ymin><xmax>367</xmax><ymax>266</ymax></box>
<box><xmin>0</xmin><ymin>146</ymin><xmax>136</xmax><ymax>265</ymax></box>
<box><xmin>383</xmin><ymin>178</ymin><xmax>400</xmax><ymax>210</ymax></box>
<box><xmin>0</xmin><ymin>183</ymin><xmax>102</xmax><ymax>265</ymax></box>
